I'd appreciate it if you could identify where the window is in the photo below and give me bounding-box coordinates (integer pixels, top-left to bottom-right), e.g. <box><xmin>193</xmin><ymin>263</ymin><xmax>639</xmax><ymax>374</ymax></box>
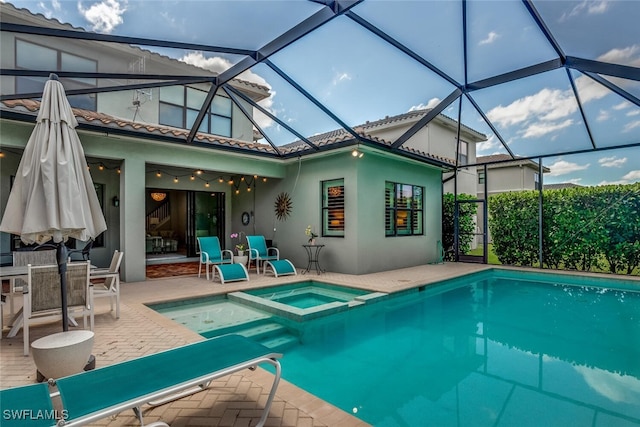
<box><xmin>534</xmin><ymin>172</ymin><xmax>541</xmax><ymax>190</ymax></box>
<box><xmin>16</xmin><ymin>39</ymin><xmax>97</xmax><ymax>110</ymax></box>
<box><xmin>322</xmin><ymin>179</ymin><xmax>344</xmax><ymax>237</ymax></box>
<box><xmin>385</xmin><ymin>182</ymin><xmax>423</xmax><ymax>236</ymax></box>
<box><xmin>160</xmin><ymin>86</ymin><xmax>232</xmax><ymax>137</ymax></box>
<box><xmin>478</xmin><ymin>170</ymin><xmax>485</xmax><ymax>184</ymax></box>
<box><xmin>457</xmin><ymin>139</ymin><xmax>468</xmax><ymax>166</ymax></box>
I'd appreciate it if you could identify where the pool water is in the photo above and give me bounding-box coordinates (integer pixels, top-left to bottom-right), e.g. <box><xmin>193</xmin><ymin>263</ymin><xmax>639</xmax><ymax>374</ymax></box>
<box><xmin>276</xmin><ymin>293</ymin><xmax>339</xmax><ymax>309</ymax></box>
<box><xmin>152</xmin><ymin>270</ymin><xmax>640</xmax><ymax>426</ymax></box>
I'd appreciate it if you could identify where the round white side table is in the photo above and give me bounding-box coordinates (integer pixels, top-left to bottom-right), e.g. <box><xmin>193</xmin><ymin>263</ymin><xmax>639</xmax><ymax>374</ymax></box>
<box><xmin>31</xmin><ymin>330</ymin><xmax>94</xmax><ymax>380</ymax></box>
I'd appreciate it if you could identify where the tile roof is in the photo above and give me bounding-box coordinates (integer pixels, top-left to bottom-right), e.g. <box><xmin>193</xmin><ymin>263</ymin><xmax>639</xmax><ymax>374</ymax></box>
<box><xmin>1</xmin><ymin>99</ymin><xmax>456</xmax><ymax>166</ymax></box>
<box><xmin>476</xmin><ymin>154</ymin><xmax>551</xmax><ymax>172</ymax></box>
<box><xmin>1</xmin><ymin>99</ymin><xmax>277</xmax><ymax>154</ymax></box>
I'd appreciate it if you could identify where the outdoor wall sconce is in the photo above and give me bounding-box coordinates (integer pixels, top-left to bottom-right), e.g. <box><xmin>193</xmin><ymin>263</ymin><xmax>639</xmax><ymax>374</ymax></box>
<box><xmin>112</xmin><ymin>196</ymin><xmax>120</xmax><ymax>207</ymax></box>
<box><xmin>351</xmin><ymin>144</ymin><xmax>364</xmax><ymax>158</ymax></box>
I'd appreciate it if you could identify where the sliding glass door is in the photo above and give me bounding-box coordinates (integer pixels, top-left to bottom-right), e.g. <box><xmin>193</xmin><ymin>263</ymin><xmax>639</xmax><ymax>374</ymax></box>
<box><xmin>186</xmin><ymin>191</ymin><xmax>225</xmax><ymax>257</ymax></box>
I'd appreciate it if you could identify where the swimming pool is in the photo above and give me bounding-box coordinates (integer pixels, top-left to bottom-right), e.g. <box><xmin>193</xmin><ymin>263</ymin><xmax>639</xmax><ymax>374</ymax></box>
<box><xmin>153</xmin><ymin>269</ymin><xmax>640</xmax><ymax>426</ymax></box>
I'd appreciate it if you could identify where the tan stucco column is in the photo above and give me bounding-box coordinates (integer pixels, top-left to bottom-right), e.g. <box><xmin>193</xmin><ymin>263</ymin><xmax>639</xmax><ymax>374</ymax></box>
<box><xmin>120</xmin><ymin>157</ymin><xmax>147</xmax><ymax>283</ymax></box>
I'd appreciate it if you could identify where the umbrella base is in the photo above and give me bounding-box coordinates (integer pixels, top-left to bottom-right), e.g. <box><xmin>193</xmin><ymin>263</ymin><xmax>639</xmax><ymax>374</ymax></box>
<box><xmin>31</xmin><ymin>330</ymin><xmax>94</xmax><ymax>381</ymax></box>
<box><xmin>36</xmin><ymin>354</ymin><xmax>95</xmax><ymax>383</ymax></box>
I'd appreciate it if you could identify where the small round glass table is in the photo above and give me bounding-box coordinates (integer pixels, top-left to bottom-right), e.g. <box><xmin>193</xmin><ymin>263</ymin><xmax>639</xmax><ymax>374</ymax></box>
<box><xmin>302</xmin><ymin>244</ymin><xmax>325</xmax><ymax>274</ymax></box>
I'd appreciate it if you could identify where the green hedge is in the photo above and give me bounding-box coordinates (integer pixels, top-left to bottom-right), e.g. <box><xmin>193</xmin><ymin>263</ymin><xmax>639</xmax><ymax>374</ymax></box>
<box><xmin>442</xmin><ymin>193</ymin><xmax>477</xmax><ymax>261</ymax></box>
<box><xmin>488</xmin><ymin>183</ymin><xmax>640</xmax><ymax>274</ymax></box>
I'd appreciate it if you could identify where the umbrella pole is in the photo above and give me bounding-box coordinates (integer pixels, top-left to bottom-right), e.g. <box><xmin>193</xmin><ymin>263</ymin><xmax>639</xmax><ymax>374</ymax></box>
<box><xmin>56</xmin><ymin>242</ymin><xmax>69</xmax><ymax>332</ymax></box>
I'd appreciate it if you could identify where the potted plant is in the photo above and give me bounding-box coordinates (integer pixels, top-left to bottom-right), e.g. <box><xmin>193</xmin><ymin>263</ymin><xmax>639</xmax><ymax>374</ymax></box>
<box><xmin>230</xmin><ymin>232</ymin><xmax>246</xmax><ymax>255</ymax></box>
<box><xmin>305</xmin><ymin>225</ymin><xmax>318</xmax><ymax>245</ymax></box>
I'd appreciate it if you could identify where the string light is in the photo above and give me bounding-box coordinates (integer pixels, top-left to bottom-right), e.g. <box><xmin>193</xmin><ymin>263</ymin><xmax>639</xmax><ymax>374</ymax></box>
<box><xmin>143</xmin><ymin>169</ymin><xmax>267</xmax><ymax>192</ymax></box>
<box><xmin>98</xmin><ymin>163</ymin><xmax>104</xmax><ymax>171</ymax></box>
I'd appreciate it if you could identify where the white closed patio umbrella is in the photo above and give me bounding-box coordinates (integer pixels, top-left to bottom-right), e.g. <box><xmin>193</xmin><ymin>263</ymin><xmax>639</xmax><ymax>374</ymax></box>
<box><xmin>0</xmin><ymin>74</ymin><xmax>107</xmax><ymax>331</ymax></box>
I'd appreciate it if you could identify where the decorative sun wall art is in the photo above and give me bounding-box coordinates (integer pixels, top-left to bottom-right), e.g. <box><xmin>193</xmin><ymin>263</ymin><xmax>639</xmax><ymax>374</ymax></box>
<box><xmin>274</xmin><ymin>192</ymin><xmax>292</xmax><ymax>221</ymax></box>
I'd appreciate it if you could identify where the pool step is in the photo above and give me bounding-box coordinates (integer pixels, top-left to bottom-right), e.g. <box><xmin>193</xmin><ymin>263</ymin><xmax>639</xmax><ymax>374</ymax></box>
<box><xmin>236</xmin><ymin>322</ymin><xmax>288</xmax><ymax>341</ymax></box>
<box><xmin>200</xmin><ymin>319</ymin><xmax>299</xmax><ymax>352</ymax></box>
<box><xmin>200</xmin><ymin>318</ymin><xmax>275</xmax><ymax>338</ymax></box>
<box><xmin>229</xmin><ymin>321</ymin><xmax>300</xmax><ymax>352</ymax></box>
<box><xmin>258</xmin><ymin>333</ymin><xmax>300</xmax><ymax>352</ymax></box>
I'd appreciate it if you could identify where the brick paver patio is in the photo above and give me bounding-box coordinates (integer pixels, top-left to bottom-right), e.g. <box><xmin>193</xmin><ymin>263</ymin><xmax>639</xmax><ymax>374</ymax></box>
<box><xmin>1</xmin><ymin>262</ymin><xmax>486</xmax><ymax>426</ymax></box>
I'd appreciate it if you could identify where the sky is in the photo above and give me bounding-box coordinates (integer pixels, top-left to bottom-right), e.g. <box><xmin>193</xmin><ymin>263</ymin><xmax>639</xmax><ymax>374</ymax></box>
<box><xmin>4</xmin><ymin>0</ymin><xmax>640</xmax><ymax>187</ymax></box>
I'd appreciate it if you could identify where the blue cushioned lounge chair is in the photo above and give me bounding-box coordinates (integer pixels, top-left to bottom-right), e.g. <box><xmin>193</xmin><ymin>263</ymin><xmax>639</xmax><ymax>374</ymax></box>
<box><xmin>214</xmin><ymin>263</ymin><xmax>250</xmax><ymax>284</ymax></box>
<box><xmin>0</xmin><ymin>335</ymin><xmax>281</xmax><ymax>427</ymax></box>
<box><xmin>264</xmin><ymin>260</ymin><xmax>297</xmax><ymax>277</ymax></box>
<box><xmin>197</xmin><ymin>236</ymin><xmax>233</xmax><ymax>280</ymax></box>
<box><xmin>247</xmin><ymin>235</ymin><xmax>279</xmax><ymax>274</ymax></box>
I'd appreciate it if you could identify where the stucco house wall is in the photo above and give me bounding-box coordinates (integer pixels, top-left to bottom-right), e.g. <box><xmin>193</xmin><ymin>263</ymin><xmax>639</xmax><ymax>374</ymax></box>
<box><xmin>240</xmin><ymin>148</ymin><xmax>443</xmax><ymax>275</ymax></box>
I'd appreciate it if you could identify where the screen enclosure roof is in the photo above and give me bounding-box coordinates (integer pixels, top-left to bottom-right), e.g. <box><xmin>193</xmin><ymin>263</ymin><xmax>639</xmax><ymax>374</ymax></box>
<box><xmin>1</xmin><ymin>0</ymin><xmax>639</xmax><ymax>172</ymax></box>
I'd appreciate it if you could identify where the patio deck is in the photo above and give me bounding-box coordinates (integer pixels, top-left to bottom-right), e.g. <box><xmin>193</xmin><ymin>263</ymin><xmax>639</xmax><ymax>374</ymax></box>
<box><xmin>1</xmin><ymin>262</ymin><xmax>487</xmax><ymax>427</ymax></box>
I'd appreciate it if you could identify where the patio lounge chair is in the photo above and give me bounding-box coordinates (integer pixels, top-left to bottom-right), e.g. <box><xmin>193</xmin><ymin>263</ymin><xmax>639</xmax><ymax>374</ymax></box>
<box><xmin>0</xmin><ymin>382</ymin><xmax>55</xmax><ymax>427</ymax></box>
<box><xmin>213</xmin><ymin>263</ymin><xmax>250</xmax><ymax>284</ymax></box>
<box><xmin>0</xmin><ymin>335</ymin><xmax>282</xmax><ymax>427</ymax></box>
<box><xmin>264</xmin><ymin>260</ymin><xmax>297</xmax><ymax>277</ymax></box>
<box><xmin>196</xmin><ymin>236</ymin><xmax>233</xmax><ymax>280</ymax></box>
<box><xmin>247</xmin><ymin>235</ymin><xmax>279</xmax><ymax>274</ymax></box>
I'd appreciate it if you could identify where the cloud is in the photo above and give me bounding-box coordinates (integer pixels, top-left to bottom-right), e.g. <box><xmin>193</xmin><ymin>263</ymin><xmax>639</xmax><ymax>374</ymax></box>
<box><xmin>37</xmin><ymin>0</ymin><xmax>62</xmax><ymax>18</ymax></box>
<box><xmin>598</xmin><ymin>44</ymin><xmax>640</xmax><ymax>67</ymax></box>
<box><xmin>622</xmin><ymin>170</ymin><xmax>640</xmax><ymax>181</ymax></box>
<box><xmin>598</xmin><ymin>179</ymin><xmax>629</xmax><ymax>186</ymax></box>
<box><xmin>628</xmin><ymin>110</ymin><xmax>640</xmax><ymax>117</ymax></box>
<box><xmin>547</xmin><ymin>159</ymin><xmax>590</xmax><ymax>176</ymax></box>
<box><xmin>332</xmin><ymin>72</ymin><xmax>351</xmax><ymax>86</ymax></box>
<box><xmin>623</xmin><ymin>120</ymin><xmax>640</xmax><ymax>133</ymax></box>
<box><xmin>613</xmin><ymin>101</ymin><xmax>631</xmax><ymax>110</ymax></box>
<box><xmin>521</xmin><ymin>119</ymin><xmax>573</xmax><ymax>138</ymax></box>
<box><xmin>479</xmin><ymin>31</ymin><xmax>500</xmax><ymax>46</ymax></box>
<box><xmin>485</xmin><ymin>42</ymin><xmax>640</xmax><ymax>140</ymax></box>
<box><xmin>178</xmin><ymin>52</ymin><xmax>270</xmax><ymax>89</ymax></box>
<box><xmin>597</xmin><ymin>110</ymin><xmax>610</xmax><ymax>121</ymax></box>
<box><xmin>487</xmin><ymin>88</ymin><xmax>578</xmax><ymax>128</ymax></box>
<box><xmin>179</xmin><ymin>51</ymin><xmax>274</xmax><ymax>130</ymax></box>
<box><xmin>78</xmin><ymin>0</ymin><xmax>127</xmax><ymax>33</ymax></box>
<box><xmin>598</xmin><ymin>156</ymin><xmax>627</xmax><ymax>167</ymax></box>
<box><xmin>561</xmin><ymin>0</ymin><xmax>610</xmax><ymax>21</ymax></box>
<box><xmin>476</xmin><ymin>134</ymin><xmax>501</xmax><ymax>153</ymax></box>
<box><xmin>409</xmin><ymin>97</ymin><xmax>441</xmax><ymax>112</ymax></box>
